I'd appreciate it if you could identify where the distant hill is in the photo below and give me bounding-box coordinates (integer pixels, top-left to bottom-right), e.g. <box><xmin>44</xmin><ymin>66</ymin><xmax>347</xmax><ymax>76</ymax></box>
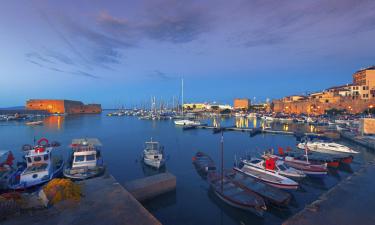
<box><xmin>0</xmin><ymin>106</ymin><xmax>25</xmax><ymax>110</ymax></box>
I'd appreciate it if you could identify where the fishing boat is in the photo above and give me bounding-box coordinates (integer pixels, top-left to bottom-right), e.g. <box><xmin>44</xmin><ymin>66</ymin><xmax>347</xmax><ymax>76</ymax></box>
<box><xmin>297</xmin><ymin>141</ymin><xmax>358</xmax><ymax>154</ymax></box>
<box><xmin>0</xmin><ymin>150</ymin><xmax>15</xmax><ymax>190</ymax></box>
<box><xmin>63</xmin><ymin>138</ymin><xmax>105</xmax><ymax>180</ymax></box>
<box><xmin>25</xmin><ymin>120</ymin><xmax>43</xmax><ymax>126</ymax></box>
<box><xmin>143</xmin><ymin>139</ymin><xmax>165</xmax><ymax>169</ymax></box>
<box><xmin>279</xmin><ymin>148</ymin><xmax>349</xmax><ymax>168</ymax></box>
<box><xmin>275</xmin><ymin>147</ymin><xmax>327</xmax><ymax>177</ymax></box>
<box><xmin>246</xmin><ymin>156</ymin><xmax>306</xmax><ymax>179</ymax></box>
<box><xmin>8</xmin><ymin>138</ymin><xmax>64</xmax><ymax>190</ymax></box>
<box><xmin>234</xmin><ymin>158</ymin><xmax>299</xmax><ymax>190</ymax></box>
<box><xmin>205</xmin><ymin>135</ymin><xmax>267</xmax><ymax>216</ymax></box>
<box><xmin>192</xmin><ymin>151</ymin><xmax>216</xmax><ymax>178</ymax></box>
<box><xmin>283</xmin><ymin>156</ymin><xmax>327</xmax><ymax>177</ymax></box>
<box><xmin>226</xmin><ymin>170</ymin><xmax>291</xmax><ymax>207</ymax></box>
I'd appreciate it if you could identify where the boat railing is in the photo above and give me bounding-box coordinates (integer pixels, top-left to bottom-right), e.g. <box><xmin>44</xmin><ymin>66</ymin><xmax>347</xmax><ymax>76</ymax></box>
<box><xmin>72</xmin><ymin>145</ymin><xmax>98</xmax><ymax>152</ymax></box>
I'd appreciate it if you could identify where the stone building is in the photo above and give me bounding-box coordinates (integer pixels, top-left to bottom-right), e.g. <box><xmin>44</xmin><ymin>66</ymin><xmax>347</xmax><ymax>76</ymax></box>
<box><xmin>233</xmin><ymin>98</ymin><xmax>250</xmax><ymax>110</ymax></box>
<box><xmin>26</xmin><ymin>99</ymin><xmax>102</xmax><ymax>114</ymax></box>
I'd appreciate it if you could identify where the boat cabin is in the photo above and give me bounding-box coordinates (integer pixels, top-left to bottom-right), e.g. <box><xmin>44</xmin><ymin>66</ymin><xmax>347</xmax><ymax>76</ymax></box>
<box><xmin>21</xmin><ymin>145</ymin><xmax>53</xmax><ymax>183</ymax></box>
<box><xmin>145</xmin><ymin>141</ymin><xmax>160</xmax><ymax>152</ymax></box>
<box><xmin>70</xmin><ymin>138</ymin><xmax>102</xmax><ymax>169</ymax></box>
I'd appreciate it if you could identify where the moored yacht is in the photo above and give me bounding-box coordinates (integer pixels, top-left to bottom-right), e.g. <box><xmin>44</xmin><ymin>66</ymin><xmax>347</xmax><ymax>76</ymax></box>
<box><xmin>143</xmin><ymin>139</ymin><xmax>165</xmax><ymax>169</ymax></box>
<box><xmin>8</xmin><ymin>138</ymin><xmax>64</xmax><ymax>190</ymax></box>
<box><xmin>297</xmin><ymin>141</ymin><xmax>358</xmax><ymax>154</ymax></box>
<box><xmin>174</xmin><ymin>119</ymin><xmax>201</xmax><ymax>126</ymax></box>
<box><xmin>234</xmin><ymin>158</ymin><xmax>299</xmax><ymax>190</ymax></box>
<box><xmin>63</xmin><ymin>138</ymin><xmax>105</xmax><ymax>180</ymax></box>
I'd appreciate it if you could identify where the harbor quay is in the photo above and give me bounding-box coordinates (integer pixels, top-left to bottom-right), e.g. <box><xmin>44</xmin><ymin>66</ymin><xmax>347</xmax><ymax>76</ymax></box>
<box><xmin>1</xmin><ymin>172</ymin><xmax>175</xmax><ymax>225</ymax></box>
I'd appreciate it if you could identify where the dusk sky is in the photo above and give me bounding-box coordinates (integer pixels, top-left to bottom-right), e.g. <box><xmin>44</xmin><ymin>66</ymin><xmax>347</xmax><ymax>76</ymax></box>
<box><xmin>1</xmin><ymin>0</ymin><xmax>375</xmax><ymax>108</ymax></box>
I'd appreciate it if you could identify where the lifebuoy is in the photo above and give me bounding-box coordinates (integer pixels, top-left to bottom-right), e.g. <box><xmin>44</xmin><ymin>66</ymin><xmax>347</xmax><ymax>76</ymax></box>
<box><xmin>37</xmin><ymin>138</ymin><xmax>49</xmax><ymax>146</ymax></box>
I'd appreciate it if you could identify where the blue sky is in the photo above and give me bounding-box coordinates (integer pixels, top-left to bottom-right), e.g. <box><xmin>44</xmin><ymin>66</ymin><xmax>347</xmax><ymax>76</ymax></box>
<box><xmin>1</xmin><ymin>0</ymin><xmax>375</xmax><ymax>108</ymax></box>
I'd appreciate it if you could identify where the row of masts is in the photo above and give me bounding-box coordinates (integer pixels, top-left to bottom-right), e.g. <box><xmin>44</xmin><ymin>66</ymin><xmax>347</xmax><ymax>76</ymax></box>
<box><xmin>112</xmin><ymin>78</ymin><xmax>185</xmax><ymax>114</ymax></box>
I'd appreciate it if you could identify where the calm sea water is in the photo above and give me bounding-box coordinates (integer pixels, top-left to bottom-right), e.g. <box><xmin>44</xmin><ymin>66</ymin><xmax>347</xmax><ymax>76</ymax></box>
<box><xmin>0</xmin><ymin>112</ymin><xmax>374</xmax><ymax>225</ymax></box>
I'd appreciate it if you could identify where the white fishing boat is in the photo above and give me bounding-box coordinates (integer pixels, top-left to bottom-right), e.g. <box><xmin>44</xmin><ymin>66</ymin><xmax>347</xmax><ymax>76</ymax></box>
<box><xmin>64</xmin><ymin>138</ymin><xmax>106</xmax><ymax>180</ymax></box>
<box><xmin>0</xmin><ymin>150</ymin><xmax>15</xmax><ymax>190</ymax></box>
<box><xmin>234</xmin><ymin>158</ymin><xmax>299</xmax><ymax>190</ymax></box>
<box><xmin>8</xmin><ymin>138</ymin><xmax>64</xmax><ymax>190</ymax></box>
<box><xmin>253</xmin><ymin>156</ymin><xmax>306</xmax><ymax>179</ymax></box>
<box><xmin>143</xmin><ymin>139</ymin><xmax>165</xmax><ymax>169</ymax></box>
<box><xmin>261</xmin><ymin>115</ymin><xmax>275</xmax><ymax>121</ymax></box>
<box><xmin>297</xmin><ymin>141</ymin><xmax>358</xmax><ymax>154</ymax></box>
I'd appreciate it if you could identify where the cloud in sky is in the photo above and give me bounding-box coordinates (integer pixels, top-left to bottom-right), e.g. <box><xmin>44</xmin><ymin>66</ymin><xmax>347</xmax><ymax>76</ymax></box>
<box><xmin>2</xmin><ymin>0</ymin><xmax>375</xmax><ymax>106</ymax></box>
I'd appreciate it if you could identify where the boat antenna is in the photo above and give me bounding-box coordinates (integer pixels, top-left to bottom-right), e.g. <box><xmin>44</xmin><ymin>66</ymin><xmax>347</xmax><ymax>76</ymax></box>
<box><xmin>33</xmin><ymin>136</ymin><xmax>36</xmax><ymax>146</ymax></box>
<box><xmin>221</xmin><ymin>131</ymin><xmax>224</xmax><ymax>193</ymax></box>
<box><xmin>304</xmin><ymin>142</ymin><xmax>309</xmax><ymax>163</ymax></box>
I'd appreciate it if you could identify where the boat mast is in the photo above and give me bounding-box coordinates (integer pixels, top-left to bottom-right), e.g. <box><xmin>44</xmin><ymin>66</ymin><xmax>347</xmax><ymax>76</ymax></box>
<box><xmin>181</xmin><ymin>78</ymin><xmax>184</xmax><ymax>117</ymax></box>
<box><xmin>221</xmin><ymin>132</ymin><xmax>224</xmax><ymax>193</ymax></box>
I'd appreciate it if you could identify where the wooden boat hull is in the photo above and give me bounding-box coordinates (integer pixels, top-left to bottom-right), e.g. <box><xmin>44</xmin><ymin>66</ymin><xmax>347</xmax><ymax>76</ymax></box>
<box><xmin>208</xmin><ymin>173</ymin><xmax>266</xmax><ymax>217</ymax></box>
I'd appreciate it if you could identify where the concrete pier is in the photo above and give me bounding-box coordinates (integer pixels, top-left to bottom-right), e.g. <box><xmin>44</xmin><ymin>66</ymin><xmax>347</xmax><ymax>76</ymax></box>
<box><xmin>283</xmin><ymin>161</ymin><xmax>375</xmax><ymax>225</ymax></box>
<box><xmin>3</xmin><ymin>174</ymin><xmax>161</xmax><ymax>225</ymax></box>
<box><xmin>340</xmin><ymin>131</ymin><xmax>375</xmax><ymax>150</ymax></box>
<box><xmin>124</xmin><ymin>172</ymin><xmax>176</xmax><ymax>202</ymax></box>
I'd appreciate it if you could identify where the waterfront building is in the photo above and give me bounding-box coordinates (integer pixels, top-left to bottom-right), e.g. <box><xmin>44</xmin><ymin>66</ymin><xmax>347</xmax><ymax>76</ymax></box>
<box><xmin>272</xmin><ymin>66</ymin><xmax>375</xmax><ymax>115</ymax></box>
<box><xmin>26</xmin><ymin>99</ymin><xmax>102</xmax><ymax>114</ymax></box>
<box><xmin>233</xmin><ymin>98</ymin><xmax>250</xmax><ymax>110</ymax></box>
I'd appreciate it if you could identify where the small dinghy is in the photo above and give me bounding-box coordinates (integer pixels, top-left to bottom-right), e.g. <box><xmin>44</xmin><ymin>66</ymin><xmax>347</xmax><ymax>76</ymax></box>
<box><xmin>192</xmin><ymin>151</ymin><xmax>216</xmax><ymax>176</ymax></box>
<box><xmin>0</xmin><ymin>150</ymin><xmax>16</xmax><ymax>190</ymax></box>
<box><xmin>25</xmin><ymin>120</ymin><xmax>43</xmax><ymax>126</ymax></box>
<box><xmin>143</xmin><ymin>139</ymin><xmax>165</xmax><ymax>169</ymax></box>
<box><xmin>63</xmin><ymin>138</ymin><xmax>105</xmax><ymax>180</ymax></box>
<box><xmin>234</xmin><ymin>158</ymin><xmax>299</xmax><ymax>190</ymax></box>
<box><xmin>9</xmin><ymin>138</ymin><xmax>64</xmax><ymax>190</ymax></box>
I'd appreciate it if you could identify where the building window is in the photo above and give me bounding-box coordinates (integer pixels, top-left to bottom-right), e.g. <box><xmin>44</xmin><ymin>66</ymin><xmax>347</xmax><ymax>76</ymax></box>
<box><xmin>325</xmin><ymin>100</ymin><xmax>329</xmax><ymax>103</ymax></box>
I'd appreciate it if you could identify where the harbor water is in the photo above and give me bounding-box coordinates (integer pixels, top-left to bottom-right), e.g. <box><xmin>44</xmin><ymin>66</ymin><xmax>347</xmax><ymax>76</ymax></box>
<box><xmin>1</xmin><ymin>112</ymin><xmax>374</xmax><ymax>225</ymax></box>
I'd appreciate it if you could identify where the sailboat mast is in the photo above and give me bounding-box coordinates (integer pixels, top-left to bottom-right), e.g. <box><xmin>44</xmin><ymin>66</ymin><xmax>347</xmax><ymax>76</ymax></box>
<box><xmin>181</xmin><ymin>78</ymin><xmax>184</xmax><ymax>116</ymax></box>
<box><xmin>221</xmin><ymin>132</ymin><xmax>224</xmax><ymax>193</ymax></box>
